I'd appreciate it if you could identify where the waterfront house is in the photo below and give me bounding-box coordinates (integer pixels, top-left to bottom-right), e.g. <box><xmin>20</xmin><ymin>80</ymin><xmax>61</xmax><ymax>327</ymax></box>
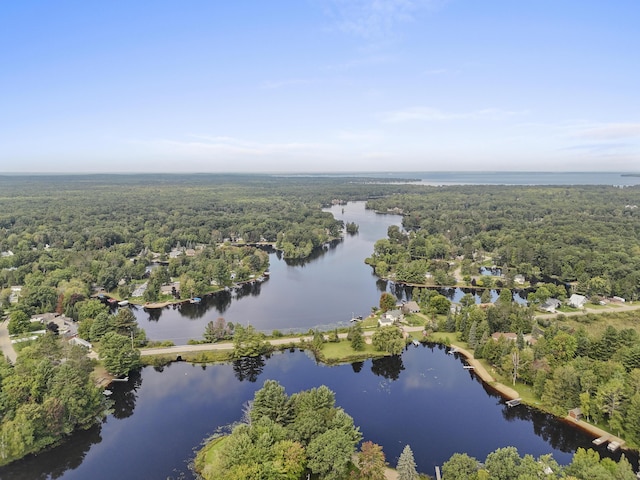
<box><xmin>540</xmin><ymin>298</ymin><xmax>561</xmax><ymax>313</ymax></box>
<box><xmin>568</xmin><ymin>294</ymin><xmax>587</xmax><ymax>308</ymax></box>
<box><xmin>491</xmin><ymin>332</ymin><xmax>518</xmax><ymax>342</ymax></box>
<box><xmin>378</xmin><ymin>309</ymin><xmax>403</xmax><ymax>327</ymax></box>
<box><xmin>401</xmin><ymin>301</ymin><xmax>421</xmax><ymax>314</ymax></box>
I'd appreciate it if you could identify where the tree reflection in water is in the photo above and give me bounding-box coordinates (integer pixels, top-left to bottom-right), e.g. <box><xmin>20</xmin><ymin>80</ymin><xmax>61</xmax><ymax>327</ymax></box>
<box><xmin>371</xmin><ymin>355</ymin><xmax>405</xmax><ymax>381</ymax></box>
<box><xmin>110</xmin><ymin>369</ymin><xmax>142</xmax><ymax>420</ymax></box>
<box><xmin>351</xmin><ymin>361</ymin><xmax>364</xmax><ymax>373</ymax></box>
<box><xmin>232</xmin><ymin>355</ymin><xmax>266</xmax><ymax>382</ymax></box>
<box><xmin>1</xmin><ymin>421</ymin><xmax>103</xmax><ymax>480</ymax></box>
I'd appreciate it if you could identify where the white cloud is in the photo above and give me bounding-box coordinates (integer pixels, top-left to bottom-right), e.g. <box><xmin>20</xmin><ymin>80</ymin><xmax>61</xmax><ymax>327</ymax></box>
<box><xmin>320</xmin><ymin>0</ymin><xmax>443</xmax><ymax>38</ymax></box>
<box><xmin>149</xmin><ymin>135</ymin><xmax>329</xmax><ymax>158</ymax></box>
<box><xmin>379</xmin><ymin>106</ymin><xmax>526</xmax><ymax>123</ymax></box>
<box><xmin>260</xmin><ymin>78</ymin><xmax>316</xmax><ymax>90</ymax></box>
<box><xmin>573</xmin><ymin>123</ymin><xmax>640</xmax><ymax>140</ymax></box>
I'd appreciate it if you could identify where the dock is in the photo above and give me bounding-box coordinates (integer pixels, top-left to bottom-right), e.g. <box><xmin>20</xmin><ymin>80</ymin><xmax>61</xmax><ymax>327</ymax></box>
<box><xmin>506</xmin><ymin>398</ymin><xmax>521</xmax><ymax>407</ymax></box>
<box><xmin>435</xmin><ymin>466</ymin><xmax>442</xmax><ymax>480</ymax></box>
<box><xmin>592</xmin><ymin>435</ymin><xmax>609</xmax><ymax>446</ymax></box>
<box><xmin>608</xmin><ymin>441</ymin><xmax>621</xmax><ymax>452</ymax></box>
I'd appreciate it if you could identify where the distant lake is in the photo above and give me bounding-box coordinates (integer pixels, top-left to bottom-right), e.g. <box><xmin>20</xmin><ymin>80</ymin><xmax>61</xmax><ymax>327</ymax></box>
<box><xmin>303</xmin><ymin>171</ymin><xmax>640</xmax><ymax>186</ymax></box>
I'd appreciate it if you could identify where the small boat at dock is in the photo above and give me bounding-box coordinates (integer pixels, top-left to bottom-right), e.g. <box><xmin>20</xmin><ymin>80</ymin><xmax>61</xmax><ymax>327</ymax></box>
<box><xmin>592</xmin><ymin>435</ymin><xmax>609</xmax><ymax>446</ymax></box>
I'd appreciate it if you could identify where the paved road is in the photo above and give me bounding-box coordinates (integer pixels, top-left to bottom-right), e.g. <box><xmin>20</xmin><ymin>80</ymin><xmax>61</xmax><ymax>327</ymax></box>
<box><xmin>0</xmin><ymin>320</ymin><xmax>17</xmax><ymax>363</ymax></box>
<box><xmin>140</xmin><ymin>326</ymin><xmax>426</xmax><ymax>357</ymax></box>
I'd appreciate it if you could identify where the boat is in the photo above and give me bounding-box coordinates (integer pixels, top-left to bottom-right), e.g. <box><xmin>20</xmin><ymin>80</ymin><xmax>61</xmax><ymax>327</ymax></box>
<box><xmin>592</xmin><ymin>435</ymin><xmax>609</xmax><ymax>446</ymax></box>
<box><xmin>118</xmin><ymin>300</ymin><xmax>129</xmax><ymax>307</ymax></box>
<box><xmin>190</xmin><ymin>297</ymin><xmax>202</xmax><ymax>304</ymax></box>
<box><xmin>607</xmin><ymin>441</ymin><xmax>621</xmax><ymax>452</ymax></box>
<box><xmin>350</xmin><ymin>314</ymin><xmax>363</xmax><ymax>322</ymax></box>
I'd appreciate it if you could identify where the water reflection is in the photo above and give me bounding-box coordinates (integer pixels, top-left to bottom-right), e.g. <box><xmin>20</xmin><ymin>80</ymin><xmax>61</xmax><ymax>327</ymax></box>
<box><xmin>1</xmin><ymin>425</ymin><xmax>103</xmax><ymax>480</ymax></box>
<box><xmin>109</xmin><ymin>370</ymin><xmax>142</xmax><ymax>419</ymax></box>
<box><xmin>351</xmin><ymin>361</ymin><xmax>364</xmax><ymax>373</ymax></box>
<box><xmin>232</xmin><ymin>355</ymin><xmax>266</xmax><ymax>382</ymax></box>
<box><xmin>371</xmin><ymin>355</ymin><xmax>405</xmax><ymax>381</ymax></box>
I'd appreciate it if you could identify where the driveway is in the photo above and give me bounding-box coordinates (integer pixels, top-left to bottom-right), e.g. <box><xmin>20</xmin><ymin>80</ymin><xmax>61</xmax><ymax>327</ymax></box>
<box><xmin>0</xmin><ymin>320</ymin><xmax>17</xmax><ymax>363</ymax></box>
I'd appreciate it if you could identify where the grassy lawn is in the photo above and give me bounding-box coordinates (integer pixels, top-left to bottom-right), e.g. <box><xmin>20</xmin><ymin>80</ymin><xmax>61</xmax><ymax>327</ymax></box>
<box><xmin>194</xmin><ymin>435</ymin><xmax>228</xmax><ymax>474</ymax></box>
<box><xmin>558</xmin><ymin>310</ymin><xmax>640</xmax><ymax>337</ymax></box>
<box><xmin>319</xmin><ymin>340</ymin><xmax>386</xmax><ymax>363</ymax></box>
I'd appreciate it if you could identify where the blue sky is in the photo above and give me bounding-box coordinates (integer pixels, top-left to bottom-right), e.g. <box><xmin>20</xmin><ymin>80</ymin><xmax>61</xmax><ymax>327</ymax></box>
<box><xmin>1</xmin><ymin>0</ymin><xmax>639</xmax><ymax>173</ymax></box>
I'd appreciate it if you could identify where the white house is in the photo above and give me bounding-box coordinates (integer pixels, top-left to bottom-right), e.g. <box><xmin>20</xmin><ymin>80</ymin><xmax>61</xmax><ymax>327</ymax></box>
<box><xmin>540</xmin><ymin>298</ymin><xmax>561</xmax><ymax>313</ymax></box>
<box><xmin>378</xmin><ymin>309</ymin><xmax>403</xmax><ymax>327</ymax></box>
<box><xmin>569</xmin><ymin>294</ymin><xmax>587</xmax><ymax>308</ymax></box>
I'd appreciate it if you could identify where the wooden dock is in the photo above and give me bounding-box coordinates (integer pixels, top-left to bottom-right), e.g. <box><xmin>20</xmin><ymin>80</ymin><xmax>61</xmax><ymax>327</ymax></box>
<box><xmin>592</xmin><ymin>435</ymin><xmax>609</xmax><ymax>446</ymax></box>
<box><xmin>435</xmin><ymin>466</ymin><xmax>442</xmax><ymax>480</ymax></box>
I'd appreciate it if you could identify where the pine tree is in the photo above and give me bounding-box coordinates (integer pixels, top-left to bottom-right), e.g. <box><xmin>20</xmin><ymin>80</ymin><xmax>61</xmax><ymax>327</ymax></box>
<box><xmin>468</xmin><ymin>321</ymin><xmax>478</xmax><ymax>350</ymax></box>
<box><xmin>396</xmin><ymin>444</ymin><xmax>419</xmax><ymax>480</ymax></box>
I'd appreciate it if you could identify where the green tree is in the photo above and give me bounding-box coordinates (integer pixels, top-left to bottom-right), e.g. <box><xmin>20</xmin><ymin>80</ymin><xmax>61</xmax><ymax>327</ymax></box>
<box><xmin>371</xmin><ymin>326</ymin><xmax>405</xmax><ymax>355</ymax></box>
<box><xmin>484</xmin><ymin>446</ymin><xmax>522</xmax><ymax>480</ymax></box>
<box><xmin>396</xmin><ymin>444</ymin><xmax>419</xmax><ymax>480</ymax></box>
<box><xmin>429</xmin><ymin>294</ymin><xmax>451</xmax><ymax>314</ymax></box>
<box><xmin>348</xmin><ymin>323</ymin><xmax>365</xmax><ymax>351</ymax></box>
<box><xmin>232</xmin><ymin>325</ymin><xmax>269</xmax><ymax>359</ymax></box>
<box><xmin>75</xmin><ymin>299</ymin><xmax>107</xmax><ymax>322</ymax></box>
<box><xmin>8</xmin><ymin>310</ymin><xmax>30</xmax><ymax>335</ymax></box>
<box><xmin>307</xmin><ymin>429</ymin><xmax>356</xmax><ymax>480</ymax></box>
<box><xmin>442</xmin><ymin>452</ymin><xmax>479</xmax><ymax>480</ymax></box>
<box><xmin>88</xmin><ymin>311</ymin><xmax>112</xmax><ymax>341</ymax></box>
<box><xmin>99</xmin><ymin>331</ymin><xmax>140</xmax><ymax>377</ymax></box>
<box><xmin>379</xmin><ymin>292</ymin><xmax>396</xmax><ymax>312</ymax></box>
<box><xmin>250</xmin><ymin>380</ymin><xmax>292</xmax><ymax>425</ymax></box>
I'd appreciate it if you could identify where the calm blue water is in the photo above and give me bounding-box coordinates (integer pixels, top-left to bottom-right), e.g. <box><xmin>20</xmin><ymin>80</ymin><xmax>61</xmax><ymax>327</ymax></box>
<box><xmin>5</xmin><ymin>348</ymin><xmax>623</xmax><ymax>480</ymax></box>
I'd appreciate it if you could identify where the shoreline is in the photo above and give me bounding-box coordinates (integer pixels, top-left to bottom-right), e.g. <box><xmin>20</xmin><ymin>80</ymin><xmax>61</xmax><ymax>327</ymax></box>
<box><xmin>446</xmin><ymin>340</ymin><xmax>631</xmax><ymax>455</ymax></box>
<box><xmin>138</xmin><ymin>328</ymin><xmax>635</xmax><ymax>458</ymax></box>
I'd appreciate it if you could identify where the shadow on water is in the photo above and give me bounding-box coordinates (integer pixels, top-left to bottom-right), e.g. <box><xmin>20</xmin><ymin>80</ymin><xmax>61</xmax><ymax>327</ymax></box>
<box><xmin>370</xmin><ymin>355</ymin><xmax>405</xmax><ymax>381</ymax></box>
<box><xmin>109</xmin><ymin>369</ymin><xmax>142</xmax><ymax>420</ymax></box>
<box><xmin>232</xmin><ymin>355</ymin><xmax>266</xmax><ymax>382</ymax></box>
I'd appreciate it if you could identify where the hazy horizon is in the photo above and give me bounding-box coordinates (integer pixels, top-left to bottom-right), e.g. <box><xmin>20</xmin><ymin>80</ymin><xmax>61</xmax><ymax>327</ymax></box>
<box><xmin>2</xmin><ymin>1</ymin><xmax>638</xmax><ymax>173</ymax></box>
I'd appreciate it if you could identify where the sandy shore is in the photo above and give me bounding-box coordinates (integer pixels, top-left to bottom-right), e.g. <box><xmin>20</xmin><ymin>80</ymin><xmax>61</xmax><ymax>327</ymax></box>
<box><xmin>449</xmin><ymin>342</ymin><xmax>630</xmax><ymax>452</ymax></box>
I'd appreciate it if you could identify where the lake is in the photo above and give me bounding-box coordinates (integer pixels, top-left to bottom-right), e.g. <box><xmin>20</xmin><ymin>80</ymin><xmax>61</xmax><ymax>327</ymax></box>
<box><xmin>6</xmin><ymin>346</ymin><xmax>631</xmax><ymax>480</ymax></box>
<box><xmin>4</xmin><ymin>195</ymin><xmax>639</xmax><ymax>479</ymax></box>
<box><xmin>132</xmin><ymin>202</ymin><xmax>526</xmax><ymax>345</ymax></box>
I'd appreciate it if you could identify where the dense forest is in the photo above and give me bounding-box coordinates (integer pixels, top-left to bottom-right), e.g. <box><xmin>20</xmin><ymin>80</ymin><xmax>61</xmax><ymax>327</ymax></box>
<box><xmin>0</xmin><ymin>335</ymin><xmax>107</xmax><ymax>466</ymax></box>
<box><xmin>0</xmin><ymin>174</ymin><xmax>420</xmax><ymax>303</ymax></box>
<box><xmin>366</xmin><ymin>185</ymin><xmax>640</xmax><ymax>299</ymax></box>
<box><xmin>2</xmin><ymin>174</ymin><xmax>640</xmax><ymax>469</ymax></box>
